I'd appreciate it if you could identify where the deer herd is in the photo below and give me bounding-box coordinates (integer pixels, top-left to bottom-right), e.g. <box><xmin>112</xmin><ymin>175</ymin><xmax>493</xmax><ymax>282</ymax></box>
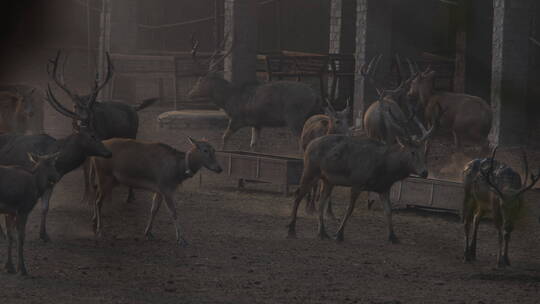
<box><xmin>0</xmin><ymin>47</ymin><xmax>537</xmax><ymax>276</ymax></box>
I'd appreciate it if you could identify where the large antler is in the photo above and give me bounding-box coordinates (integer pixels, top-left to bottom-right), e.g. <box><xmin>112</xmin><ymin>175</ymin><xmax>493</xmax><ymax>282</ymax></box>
<box><xmin>515</xmin><ymin>149</ymin><xmax>540</xmax><ymax>197</ymax></box>
<box><xmin>88</xmin><ymin>52</ymin><xmax>114</xmax><ymax>109</ymax></box>
<box><xmin>45</xmin><ymin>84</ymin><xmax>80</xmax><ymax>120</ymax></box>
<box><xmin>208</xmin><ymin>31</ymin><xmax>233</xmax><ymax>73</ymax></box>
<box><xmin>360</xmin><ymin>55</ymin><xmax>384</xmax><ymax>96</ymax></box>
<box><xmin>190</xmin><ymin>33</ymin><xmax>205</xmax><ymax>75</ymax></box>
<box><xmin>47</xmin><ymin>50</ymin><xmax>76</xmax><ymax>100</ymax></box>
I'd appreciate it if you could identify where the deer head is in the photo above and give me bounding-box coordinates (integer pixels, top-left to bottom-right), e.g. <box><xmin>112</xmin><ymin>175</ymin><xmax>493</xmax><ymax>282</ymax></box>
<box><xmin>481</xmin><ymin>147</ymin><xmax>540</xmax><ymax>216</ymax></box>
<box><xmin>46</xmin><ymin>50</ymin><xmax>113</xmax><ymax>130</ymax></box>
<box><xmin>324</xmin><ymin>98</ymin><xmax>351</xmax><ymax>135</ymax></box>
<box><xmin>187</xmin><ymin>33</ymin><xmax>234</xmax><ymax>105</ymax></box>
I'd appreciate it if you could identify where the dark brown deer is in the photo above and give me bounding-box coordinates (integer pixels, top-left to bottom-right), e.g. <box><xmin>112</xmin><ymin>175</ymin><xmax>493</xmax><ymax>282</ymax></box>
<box><xmin>0</xmin><ymin>152</ymin><xmax>60</xmax><ymax>276</ymax></box>
<box><xmin>300</xmin><ymin>98</ymin><xmax>351</xmax><ymax>216</ymax></box>
<box><xmin>407</xmin><ymin>65</ymin><xmax>492</xmax><ymax>153</ymax></box>
<box><xmin>90</xmin><ymin>137</ymin><xmax>222</xmax><ymax>246</ymax></box>
<box><xmin>188</xmin><ymin>36</ymin><xmax>322</xmax><ymax>150</ymax></box>
<box><xmin>0</xmin><ymin>127</ymin><xmax>112</xmax><ymax>242</ymax></box>
<box><xmin>46</xmin><ymin>50</ymin><xmax>158</xmax><ymax>205</ymax></box>
<box><xmin>287</xmin><ymin>107</ymin><xmax>436</xmax><ymax>244</ymax></box>
<box><xmin>462</xmin><ymin>147</ymin><xmax>540</xmax><ymax>267</ymax></box>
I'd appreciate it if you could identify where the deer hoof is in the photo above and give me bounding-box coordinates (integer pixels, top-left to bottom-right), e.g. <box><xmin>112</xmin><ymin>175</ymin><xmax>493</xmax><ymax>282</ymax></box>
<box><xmin>145</xmin><ymin>232</ymin><xmax>155</xmax><ymax>240</ymax></box>
<box><xmin>18</xmin><ymin>269</ymin><xmax>28</xmax><ymax>277</ymax></box>
<box><xmin>334</xmin><ymin>233</ymin><xmax>344</xmax><ymax>243</ymax></box>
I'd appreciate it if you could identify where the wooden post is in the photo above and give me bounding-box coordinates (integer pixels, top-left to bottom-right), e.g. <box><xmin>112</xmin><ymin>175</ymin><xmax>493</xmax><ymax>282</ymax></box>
<box><xmin>453</xmin><ymin>0</ymin><xmax>467</xmax><ymax>93</ymax></box>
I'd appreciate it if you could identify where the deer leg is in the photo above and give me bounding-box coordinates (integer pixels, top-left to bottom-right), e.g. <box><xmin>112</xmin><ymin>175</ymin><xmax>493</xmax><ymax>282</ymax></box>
<box><xmin>0</xmin><ymin>221</ymin><xmax>5</xmax><ymax>240</ymax></box>
<box><xmin>501</xmin><ymin>230</ymin><xmax>512</xmax><ymax>267</ymax></box>
<box><xmin>380</xmin><ymin>191</ymin><xmax>399</xmax><ymax>244</ymax></box>
<box><xmin>325</xmin><ymin>195</ymin><xmax>337</xmax><ymax>221</ymax></box>
<box><xmin>469</xmin><ymin>213</ymin><xmax>482</xmax><ymax>260</ymax></box>
<box><xmin>287</xmin><ymin>180</ymin><xmax>314</xmax><ymax>238</ymax></box>
<box><xmin>4</xmin><ymin>215</ymin><xmax>15</xmax><ymax>274</ymax></box>
<box><xmin>80</xmin><ymin>160</ymin><xmax>93</xmax><ymax>206</ymax></box>
<box><xmin>334</xmin><ymin>187</ymin><xmax>360</xmax><ymax>242</ymax></box>
<box><xmin>250</xmin><ymin>127</ymin><xmax>261</xmax><ymax>151</ymax></box>
<box><xmin>317</xmin><ymin>181</ymin><xmax>334</xmax><ymax>240</ymax></box>
<box><xmin>125</xmin><ymin>187</ymin><xmax>135</xmax><ymax>204</ymax></box>
<box><xmin>305</xmin><ymin>182</ymin><xmax>318</xmax><ymax>215</ymax></box>
<box><xmin>162</xmin><ymin>192</ymin><xmax>188</xmax><ymax>247</ymax></box>
<box><xmin>222</xmin><ymin>119</ymin><xmax>241</xmax><ymax>150</ymax></box>
<box><xmin>39</xmin><ymin>187</ymin><xmax>53</xmax><ymax>242</ymax></box>
<box><xmin>144</xmin><ymin>193</ymin><xmax>163</xmax><ymax>240</ymax></box>
<box><xmin>462</xmin><ymin>196</ymin><xmax>475</xmax><ymax>262</ymax></box>
<box><xmin>93</xmin><ymin>179</ymin><xmax>114</xmax><ymax>238</ymax></box>
<box><xmin>15</xmin><ymin>214</ymin><xmax>28</xmax><ymax>276</ymax></box>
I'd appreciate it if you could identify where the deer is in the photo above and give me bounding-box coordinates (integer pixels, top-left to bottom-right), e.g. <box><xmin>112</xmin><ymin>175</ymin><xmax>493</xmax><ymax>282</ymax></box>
<box><xmin>300</xmin><ymin>98</ymin><xmax>351</xmax><ymax>217</ymax></box>
<box><xmin>287</xmin><ymin>104</ymin><xmax>437</xmax><ymax>244</ymax></box>
<box><xmin>0</xmin><ymin>152</ymin><xmax>60</xmax><ymax>276</ymax></box>
<box><xmin>187</xmin><ymin>35</ymin><xmax>322</xmax><ymax>151</ymax></box>
<box><xmin>0</xmin><ymin>124</ymin><xmax>112</xmax><ymax>242</ymax></box>
<box><xmin>462</xmin><ymin>147</ymin><xmax>540</xmax><ymax>268</ymax></box>
<box><xmin>407</xmin><ymin>64</ymin><xmax>492</xmax><ymax>155</ymax></box>
<box><xmin>46</xmin><ymin>50</ymin><xmax>158</xmax><ymax>205</ymax></box>
<box><xmin>361</xmin><ymin>55</ymin><xmax>422</xmax><ymax>145</ymax></box>
<box><xmin>90</xmin><ymin>137</ymin><xmax>222</xmax><ymax>247</ymax></box>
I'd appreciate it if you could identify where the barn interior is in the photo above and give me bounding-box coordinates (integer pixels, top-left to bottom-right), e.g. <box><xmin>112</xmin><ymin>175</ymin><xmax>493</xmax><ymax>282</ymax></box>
<box><xmin>1</xmin><ymin>1</ymin><xmax>540</xmax><ymax>302</ymax></box>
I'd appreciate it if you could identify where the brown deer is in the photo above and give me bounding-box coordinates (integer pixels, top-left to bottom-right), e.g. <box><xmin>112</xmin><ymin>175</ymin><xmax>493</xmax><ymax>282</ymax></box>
<box><xmin>90</xmin><ymin>137</ymin><xmax>222</xmax><ymax>246</ymax></box>
<box><xmin>0</xmin><ymin>152</ymin><xmax>60</xmax><ymax>275</ymax></box>
<box><xmin>188</xmin><ymin>35</ymin><xmax>322</xmax><ymax>150</ymax></box>
<box><xmin>47</xmin><ymin>50</ymin><xmax>158</xmax><ymax>206</ymax></box>
<box><xmin>287</xmin><ymin>107</ymin><xmax>436</xmax><ymax>244</ymax></box>
<box><xmin>300</xmin><ymin>98</ymin><xmax>351</xmax><ymax>216</ymax></box>
<box><xmin>462</xmin><ymin>147</ymin><xmax>539</xmax><ymax>267</ymax></box>
<box><xmin>407</xmin><ymin>65</ymin><xmax>492</xmax><ymax>154</ymax></box>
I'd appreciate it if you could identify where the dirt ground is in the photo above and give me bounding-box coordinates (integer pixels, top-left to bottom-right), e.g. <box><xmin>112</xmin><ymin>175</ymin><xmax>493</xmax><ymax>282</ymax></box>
<box><xmin>1</xmin><ymin>109</ymin><xmax>540</xmax><ymax>304</ymax></box>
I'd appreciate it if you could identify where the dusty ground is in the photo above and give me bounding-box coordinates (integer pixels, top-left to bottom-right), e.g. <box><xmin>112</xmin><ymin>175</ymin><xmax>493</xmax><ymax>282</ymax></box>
<box><xmin>1</xmin><ymin>108</ymin><xmax>540</xmax><ymax>304</ymax></box>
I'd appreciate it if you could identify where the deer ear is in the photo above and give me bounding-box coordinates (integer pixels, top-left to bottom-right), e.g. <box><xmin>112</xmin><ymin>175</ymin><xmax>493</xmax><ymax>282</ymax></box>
<box><xmin>27</xmin><ymin>153</ymin><xmax>39</xmax><ymax>165</ymax></box>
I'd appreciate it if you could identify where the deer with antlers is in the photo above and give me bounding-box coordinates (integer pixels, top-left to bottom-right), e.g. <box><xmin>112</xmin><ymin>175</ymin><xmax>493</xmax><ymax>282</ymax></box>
<box><xmin>187</xmin><ymin>35</ymin><xmax>322</xmax><ymax>150</ymax></box>
<box><xmin>462</xmin><ymin>147</ymin><xmax>540</xmax><ymax>267</ymax></box>
<box><xmin>46</xmin><ymin>50</ymin><xmax>159</xmax><ymax>205</ymax></box>
<box><xmin>407</xmin><ymin>63</ymin><xmax>492</xmax><ymax>154</ymax></box>
<box><xmin>299</xmin><ymin>98</ymin><xmax>351</xmax><ymax>216</ymax></box>
<box><xmin>287</xmin><ymin>103</ymin><xmax>437</xmax><ymax>243</ymax></box>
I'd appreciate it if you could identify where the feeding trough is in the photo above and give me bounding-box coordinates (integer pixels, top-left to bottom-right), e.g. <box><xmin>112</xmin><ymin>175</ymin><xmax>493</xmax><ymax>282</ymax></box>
<box><xmin>215</xmin><ymin>151</ymin><xmax>303</xmax><ymax>195</ymax></box>
<box><xmin>213</xmin><ymin>150</ymin><xmax>465</xmax><ymax>213</ymax></box>
<box><xmin>368</xmin><ymin>177</ymin><xmax>464</xmax><ymax>214</ymax></box>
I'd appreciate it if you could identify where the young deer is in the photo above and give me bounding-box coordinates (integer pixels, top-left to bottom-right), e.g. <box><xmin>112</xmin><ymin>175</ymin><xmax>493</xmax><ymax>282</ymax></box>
<box><xmin>462</xmin><ymin>147</ymin><xmax>539</xmax><ymax>267</ymax></box>
<box><xmin>0</xmin><ymin>152</ymin><xmax>60</xmax><ymax>276</ymax></box>
<box><xmin>90</xmin><ymin>137</ymin><xmax>222</xmax><ymax>247</ymax></box>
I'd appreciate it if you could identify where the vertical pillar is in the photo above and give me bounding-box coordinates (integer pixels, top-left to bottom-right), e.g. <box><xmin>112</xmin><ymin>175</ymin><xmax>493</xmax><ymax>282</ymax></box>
<box><xmin>353</xmin><ymin>0</ymin><xmax>393</xmax><ymax>129</ymax></box>
<box><xmin>224</xmin><ymin>0</ymin><xmax>258</xmax><ymax>86</ymax></box>
<box><xmin>490</xmin><ymin>0</ymin><xmax>534</xmax><ymax>146</ymax></box>
<box><xmin>329</xmin><ymin>0</ymin><xmax>343</xmax><ymax>54</ymax></box>
<box><xmin>109</xmin><ymin>0</ymin><xmax>138</xmax><ymax>53</ymax></box>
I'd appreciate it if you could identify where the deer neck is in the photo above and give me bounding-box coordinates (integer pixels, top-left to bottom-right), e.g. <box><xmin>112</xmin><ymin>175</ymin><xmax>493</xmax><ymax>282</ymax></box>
<box><xmin>183</xmin><ymin>148</ymin><xmax>203</xmax><ymax>177</ymax></box>
<box><xmin>386</xmin><ymin>146</ymin><xmax>413</xmax><ymax>180</ymax></box>
<box><xmin>55</xmin><ymin>134</ymin><xmax>87</xmax><ymax>176</ymax></box>
<box><xmin>33</xmin><ymin>165</ymin><xmax>51</xmax><ymax>197</ymax></box>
